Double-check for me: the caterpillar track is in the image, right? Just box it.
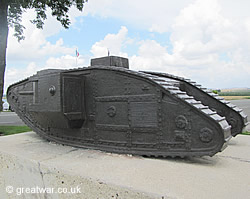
[141,71,248,136]
[8,56,245,157]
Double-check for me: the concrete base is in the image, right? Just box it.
[0,132,250,199]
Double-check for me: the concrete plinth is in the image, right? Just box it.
[0,132,250,199]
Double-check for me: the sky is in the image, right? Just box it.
[4,0,250,93]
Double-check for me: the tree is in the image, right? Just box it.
[0,0,87,111]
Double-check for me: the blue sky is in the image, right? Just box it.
[4,0,250,93]
[46,15,172,57]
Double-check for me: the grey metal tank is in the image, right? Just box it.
[7,56,248,157]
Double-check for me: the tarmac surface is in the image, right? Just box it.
[0,112,25,126]
[0,132,250,199]
[230,99,250,131]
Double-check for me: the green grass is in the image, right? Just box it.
[242,131,250,135]
[0,126,31,136]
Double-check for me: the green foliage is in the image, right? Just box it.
[218,91,250,96]
[212,90,218,94]
[6,0,88,41]
[0,126,31,136]
[8,3,26,41]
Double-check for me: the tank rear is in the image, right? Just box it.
[143,71,248,137]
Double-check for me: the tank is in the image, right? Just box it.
[7,56,248,157]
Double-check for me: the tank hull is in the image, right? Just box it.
[7,64,233,157]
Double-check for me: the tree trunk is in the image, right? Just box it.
[0,1,8,111]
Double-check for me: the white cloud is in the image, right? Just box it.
[84,0,194,32]
[84,0,250,35]
[91,26,129,57]
[44,55,85,69]
[4,0,250,94]
[167,0,250,87]
[171,0,237,56]
[7,10,75,62]
[87,0,250,89]
[5,8,85,93]
[4,55,85,93]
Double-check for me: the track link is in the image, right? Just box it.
[141,71,248,136]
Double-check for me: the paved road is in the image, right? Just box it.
[229,99,250,131]
[230,100,250,119]
[0,112,25,126]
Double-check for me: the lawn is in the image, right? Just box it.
[0,126,31,136]
[242,131,250,136]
